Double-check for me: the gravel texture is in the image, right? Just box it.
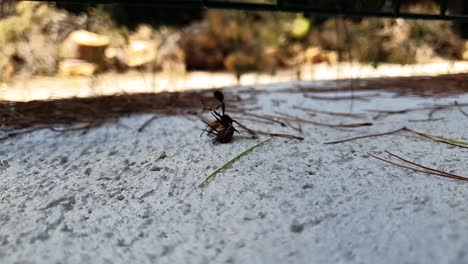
[1,82,467,264]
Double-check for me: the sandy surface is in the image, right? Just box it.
[0,81,467,264]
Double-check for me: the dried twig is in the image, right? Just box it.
[384,151,458,177]
[0,126,49,142]
[325,127,468,148]
[427,106,444,119]
[231,110,288,127]
[49,123,100,135]
[138,115,160,132]
[370,109,411,120]
[230,115,276,125]
[244,128,304,140]
[324,127,405,144]
[408,117,444,123]
[304,94,372,102]
[293,105,366,118]
[455,101,468,118]
[281,119,303,133]
[405,128,468,149]
[274,112,372,128]
[369,151,468,182]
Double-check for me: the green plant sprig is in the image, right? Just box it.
[198,138,272,188]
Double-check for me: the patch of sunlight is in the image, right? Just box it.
[2,61,468,102]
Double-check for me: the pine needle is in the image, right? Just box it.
[198,138,272,188]
[405,128,468,149]
[369,151,468,182]
[324,128,405,144]
[325,127,468,149]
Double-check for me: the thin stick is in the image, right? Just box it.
[368,152,468,182]
[274,112,372,128]
[408,118,444,123]
[427,106,444,119]
[138,115,160,132]
[384,151,466,178]
[324,127,405,144]
[293,105,366,118]
[455,101,468,118]
[231,110,287,127]
[304,94,371,102]
[370,109,412,120]
[368,153,455,177]
[341,17,356,113]
[232,120,257,136]
[273,118,302,133]
[245,129,304,140]
[236,110,370,129]
[49,123,102,134]
[231,115,276,125]
[198,138,272,188]
[325,127,468,148]
[405,128,468,149]
[0,126,49,142]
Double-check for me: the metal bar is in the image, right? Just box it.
[45,0,204,6]
[277,0,283,10]
[22,0,468,21]
[440,0,448,17]
[203,1,468,21]
[393,0,401,15]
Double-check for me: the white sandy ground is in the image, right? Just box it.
[0,81,467,264]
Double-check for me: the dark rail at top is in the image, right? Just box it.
[26,0,468,21]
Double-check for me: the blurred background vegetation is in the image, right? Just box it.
[1,0,468,82]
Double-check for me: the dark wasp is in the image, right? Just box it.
[201,91,255,144]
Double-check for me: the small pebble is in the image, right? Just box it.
[290,223,304,233]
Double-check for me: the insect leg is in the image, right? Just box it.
[200,120,220,137]
[202,129,218,136]
[211,111,225,125]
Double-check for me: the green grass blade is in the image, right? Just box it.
[426,135,468,148]
[406,128,468,149]
[441,137,468,146]
[198,138,272,188]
